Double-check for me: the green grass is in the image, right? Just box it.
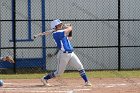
[91,70,140,78]
[0,71,140,79]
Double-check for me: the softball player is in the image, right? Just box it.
[41,19,92,86]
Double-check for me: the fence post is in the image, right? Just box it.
[118,0,121,71]
[41,0,46,70]
[0,2,1,57]
[12,0,16,73]
[28,0,32,40]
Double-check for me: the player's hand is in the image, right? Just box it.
[33,32,43,40]
[63,23,72,29]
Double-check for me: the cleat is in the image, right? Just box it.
[41,78,51,86]
[85,81,92,86]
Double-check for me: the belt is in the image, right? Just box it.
[63,51,73,53]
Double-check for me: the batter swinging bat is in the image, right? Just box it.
[33,23,72,40]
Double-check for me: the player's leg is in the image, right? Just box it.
[68,52,88,82]
[54,52,71,76]
[41,51,70,86]
[68,52,92,86]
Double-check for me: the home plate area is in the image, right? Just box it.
[0,78,140,93]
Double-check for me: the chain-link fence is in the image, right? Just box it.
[0,0,140,74]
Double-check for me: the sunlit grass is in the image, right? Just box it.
[0,70,140,79]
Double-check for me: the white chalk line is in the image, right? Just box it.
[0,87,91,93]
[4,83,86,89]
[0,90,71,93]
[99,82,140,88]
[5,82,40,85]
[3,82,140,89]
[1,83,92,93]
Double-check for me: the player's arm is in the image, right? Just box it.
[64,25,72,40]
[68,31,72,41]
[64,26,72,34]
[33,29,55,39]
[38,30,54,36]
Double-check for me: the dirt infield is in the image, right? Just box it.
[0,78,140,93]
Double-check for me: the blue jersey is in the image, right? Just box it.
[53,30,73,52]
